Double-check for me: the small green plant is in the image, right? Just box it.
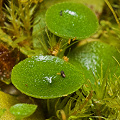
[1,0,120,120]
[44,2,99,58]
[9,103,37,120]
[11,2,99,99]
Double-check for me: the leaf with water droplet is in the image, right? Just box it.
[68,41,120,83]
[11,55,85,99]
[45,2,99,39]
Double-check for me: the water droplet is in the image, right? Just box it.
[64,10,78,17]
[44,76,52,83]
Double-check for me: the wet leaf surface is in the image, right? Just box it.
[45,2,99,39]
[11,55,85,99]
[68,41,120,83]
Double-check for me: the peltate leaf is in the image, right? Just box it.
[11,55,85,99]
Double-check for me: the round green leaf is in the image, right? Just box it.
[45,2,99,39]
[10,104,37,119]
[68,41,120,83]
[11,55,85,99]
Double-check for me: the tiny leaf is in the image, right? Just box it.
[10,104,37,119]
[11,55,85,99]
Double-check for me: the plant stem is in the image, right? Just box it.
[104,0,120,27]
[70,90,93,116]
[0,0,4,26]
[11,0,20,37]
